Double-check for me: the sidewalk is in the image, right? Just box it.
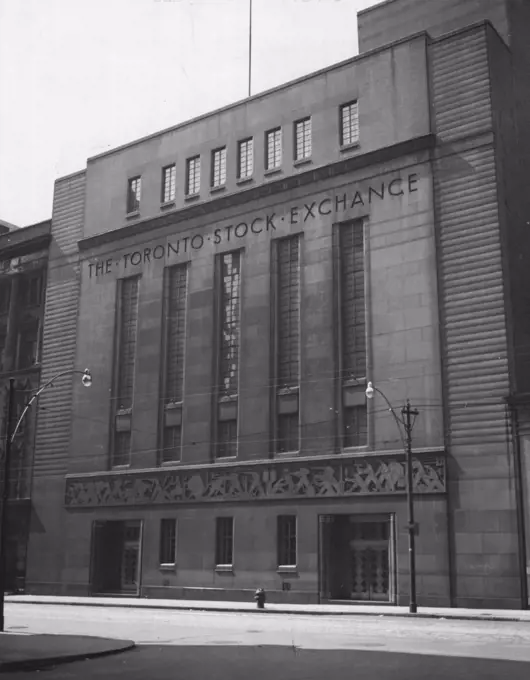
[6,593,530,623]
[0,631,135,673]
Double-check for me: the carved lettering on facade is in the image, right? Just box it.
[64,455,445,508]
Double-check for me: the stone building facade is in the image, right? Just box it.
[0,219,51,590]
[24,0,530,608]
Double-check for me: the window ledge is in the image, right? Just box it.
[342,445,369,455]
[160,459,181,467]
[293,157,312,167]
[264,167,282,177]
[276,450,300,457]
[340,142,360,153]
[126,211,140,220]
[165,401,183,411]
[184,193,200,202]
[278,385,299,396]
[210,185,226,194]
[215,564,234,573]
[343,377,366,388]
[277,565,298,574]
[236,176,253,186]
[219,394,238,403]
[111,464,131,471]
[116,408,132,416]
[215,455,237,462]
[159,563,176,572]
[160,201,176,211]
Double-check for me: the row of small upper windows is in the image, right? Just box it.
[125,101,359,214]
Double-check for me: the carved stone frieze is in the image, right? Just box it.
[64,455,446,508]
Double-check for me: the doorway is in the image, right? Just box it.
[319,514,395,603]
[90,520,142,596]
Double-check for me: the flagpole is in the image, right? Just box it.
[248,0,252,97]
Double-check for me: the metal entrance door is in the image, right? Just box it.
[90,520,142,596]
[350,518,391,601]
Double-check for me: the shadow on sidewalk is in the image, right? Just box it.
[8,644,530,679]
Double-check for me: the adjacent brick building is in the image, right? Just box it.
[24,0,530,608]
[0,219,51,590]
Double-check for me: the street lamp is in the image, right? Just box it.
[365,381,419,614]
[0,368,92,630]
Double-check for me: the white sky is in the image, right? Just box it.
[0,0,376,227]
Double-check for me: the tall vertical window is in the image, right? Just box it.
[126,176,141,214]
[265,127,282,170]
[112,276,140,466]
[340,101,359,147]
[237,138,253,180]
[161,164,176,203]
[211,147,227,188]
[160,265,188,463]
[339,220,367,448]
[275,236,300,454]
[294,117,312,161]
[159,519,177,565]
[277,515,297,567]
[186,156,201,196]
[215,517,234,566]
[215,251,241,458]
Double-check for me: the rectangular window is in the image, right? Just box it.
[237,138,253,180]
[277,515,297,567]
[112,276,140,466]
[160,265,188,463]
[215,251,241,459]
[186,156,201,195]
[161,164,176,203]
[339,220,367,448]
[127,176,141,213]
[211,147,227,188]
[275,235,300,454]
[159,519,177,565]
[265,127,282,170]
[294,117,312,161]
[215,517,234,566]
[340,101,359,147]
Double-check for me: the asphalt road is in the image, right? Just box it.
[5,603,530,679]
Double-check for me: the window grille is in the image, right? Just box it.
[164,266,188,404]
[216,517,234,565]
[294,118,312,160]
[277,515,297,566]
[266,128,282,170]
[162,164,176,203]
[219,252,241,397]
[127,176,141,213]
[159,519,177,565]
[340,221,366,380]
[238,138,253,179]
[217,419,238,458]
[340,101,359,147]
[277,236,300,387]
[186,156,201,195]
[162,425,182,463]
[211,147,227,188]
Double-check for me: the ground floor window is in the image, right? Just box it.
[277,515,297,567]
[159,518,177,566]
[215,517,234,566]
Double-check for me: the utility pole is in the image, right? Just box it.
[402,399,419,614]
[0,378,16,631]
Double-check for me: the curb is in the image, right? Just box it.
[0,640,135,673]
[6,598,530,624]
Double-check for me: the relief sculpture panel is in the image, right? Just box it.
[65,455,446,508]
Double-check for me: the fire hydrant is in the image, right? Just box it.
[254,587,266,609]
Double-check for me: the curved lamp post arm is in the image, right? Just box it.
[365,381,406,446]
[10,368,92,442]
